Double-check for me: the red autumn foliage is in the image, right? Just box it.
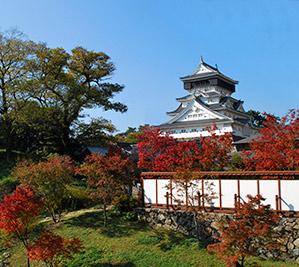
[137,126,233,171]
[0,185,43,239]
[243,110,299,171]
[0,185,44,267]
[28,231,83,266]
[137,126,177,171]
[76,150,134,226]
[13,155,75,222]
[155,141,202,171]
[198,127,233,171]
[207,195,279,267]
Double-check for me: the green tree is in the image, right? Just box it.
[74,118,116,147]
[0,30,36,160]
[11,101,64,157]
[0,30,127,157]
[26,45,127,154]
[116,125,148,144]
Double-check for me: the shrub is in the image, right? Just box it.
[123,211,138,222]
[28,231,83,267]
[208,195,280,267]
[66,247,102,267]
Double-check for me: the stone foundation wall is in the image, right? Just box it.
[136,208,299,262]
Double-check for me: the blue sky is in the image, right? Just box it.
[1,0,299,132]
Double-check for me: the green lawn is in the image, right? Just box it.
[9,208,299,267]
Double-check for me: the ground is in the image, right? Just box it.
[7,208,299,267]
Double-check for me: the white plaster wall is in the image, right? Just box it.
[239,180,259,201]
[157,179,169,205]
[169,125,233,139]
[221,179,238,208]
[259,180,278,208]
[143,179,299,211]
[281,180,299,211]
[143,179,156,205]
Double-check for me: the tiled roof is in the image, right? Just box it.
[166,104,184,115]
[180,72,238,85]
[176,94,194,101]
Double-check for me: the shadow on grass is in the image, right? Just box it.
[94,263,135,267]
[64,210,149,238]
[74,263,135,267]
[66,247,136,267]
[137,228,205,252]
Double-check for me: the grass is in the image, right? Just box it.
[8,208,299,267]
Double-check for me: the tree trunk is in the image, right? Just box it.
[51,212,58,223]
[236,256,245,267]
[61,125,71,154]
[46,204,59,223]
[2,110,13,162]
[103,203,107,227]
[27,256,30,267]
[0,84,12,161]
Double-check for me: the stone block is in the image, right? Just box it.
[294,238,299,248]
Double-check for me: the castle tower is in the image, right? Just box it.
[159,58,257,141]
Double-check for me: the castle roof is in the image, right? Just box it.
[167,94,245,115]
[180,57,238,85]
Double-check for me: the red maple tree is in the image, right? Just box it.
[28,231,83,267]
[207,195,280,267]
[0,186,44,267]
[137,126,177,171]
[243,109,299,171]
[199,126,233,171]
[13,155,75,222]
[77,150,134,226]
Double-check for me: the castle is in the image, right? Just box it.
[159,58,258,142]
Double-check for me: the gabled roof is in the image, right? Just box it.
[180,57,238,85]
[167,93,248,120]
[165,97,231,125]
[193,57,219,74]
[166,103,184,116]
[176,94,195,102]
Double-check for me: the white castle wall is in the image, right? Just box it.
[143,178,299,211]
